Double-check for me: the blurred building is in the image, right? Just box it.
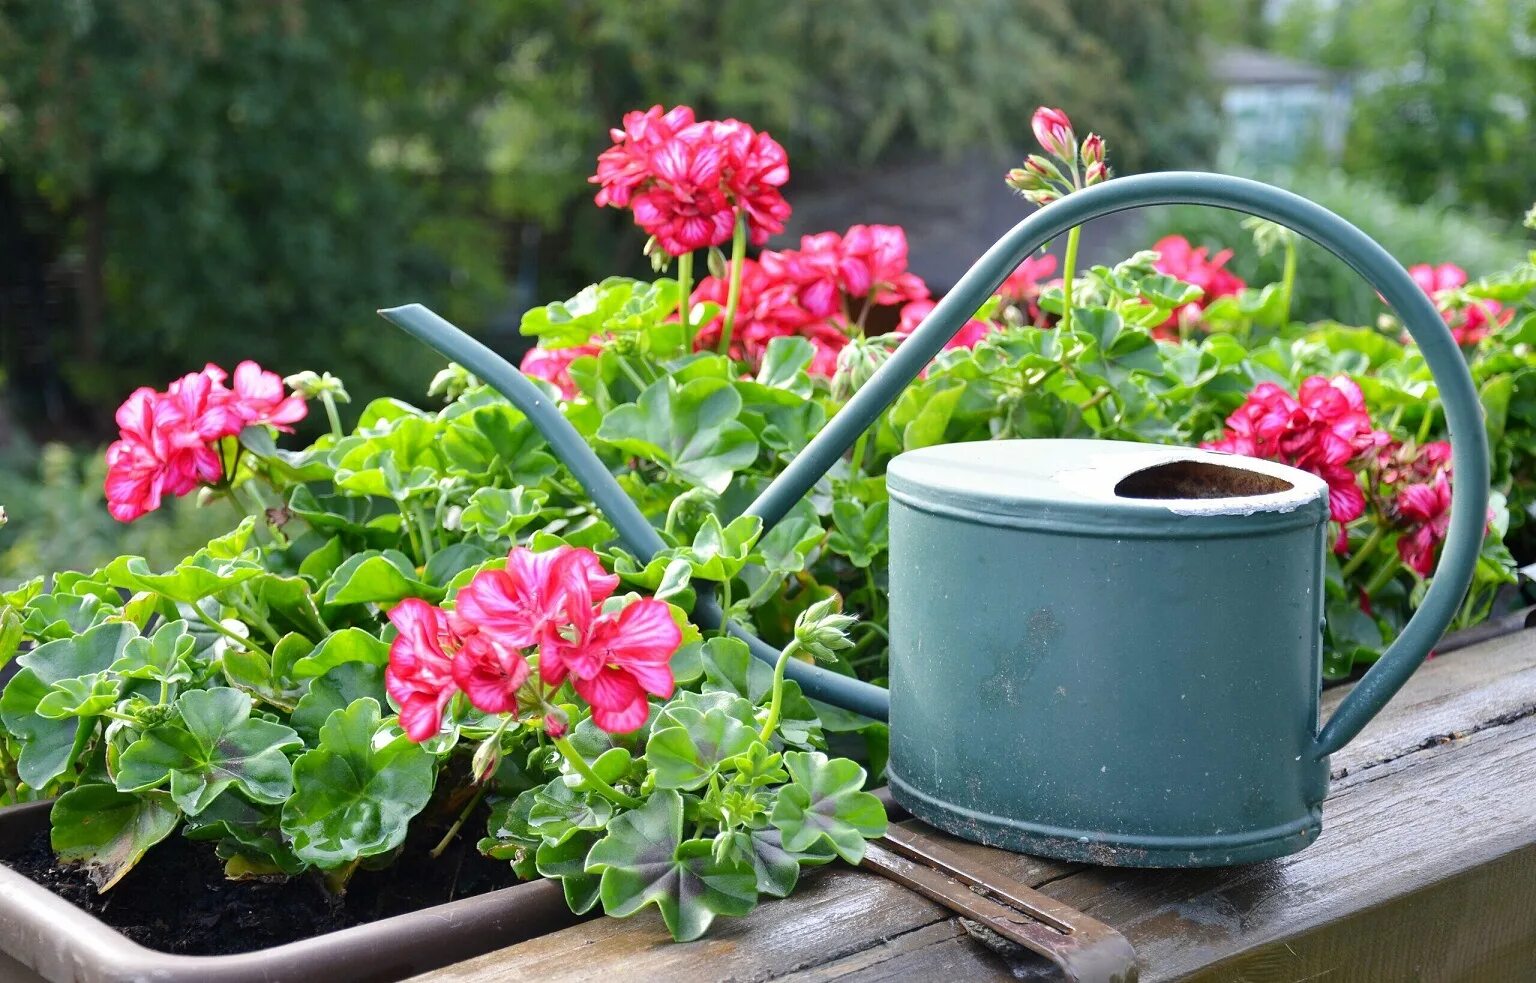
[1212,45,1351,168]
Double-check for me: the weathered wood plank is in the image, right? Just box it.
[412,630,1536,983]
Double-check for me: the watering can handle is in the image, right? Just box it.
[743,171,1488,757]
[380,171,1488,757]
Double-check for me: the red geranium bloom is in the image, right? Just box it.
[386,599,460,741]
[455,547,618,678]
[450,629,531,716]
[591,105,696,209]
[1395,477,1452,576]
[1152,235,1246,338]
[838,224,930,307]
[548,592,681,734]
[690,258,811,362]
[215,361,308,431]
[630,129,736,256]
[1204,375,1384,523]
[703,119,792,245]
[1407,262,1512,346]
[520,344,600,399]
[896,299,998,351]
[998,254,1058,324]
[103,389,204,522]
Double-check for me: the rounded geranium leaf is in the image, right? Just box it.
[290,662,387,744]
[324,550,444,606]
[280,698,436,868]
[584,790,758,941]
[597,377,758,493]
[744,825,836,898]
[109,619,196,685]
[644,706,757,791]
[770,751,887,865]
[116,687,301,815]
[535,829,603,914]
[35,672,120,720]
[50,784,180,892]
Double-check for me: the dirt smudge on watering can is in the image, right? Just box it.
[978,606,1061,712]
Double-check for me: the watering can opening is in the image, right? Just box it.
[1113,458,1293,501]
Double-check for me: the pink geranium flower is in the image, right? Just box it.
[838,224,930,307]
[548,593,681,734]
[1395,477,1452,576]
[455,547,618,680]
[520,344,601,399]
[1152,235,1246,338]
[631,130,737,256]
[690,258,811,363]
[1407,262,1512,346]
[591,105,696,209]
[386,599,460,741]
[1203,375,1384,523]
[450,629,531,716]
[896,299,998,351]
[998,254,1058,324]
[216,361,308,431]
[705,119,792,246]
[1031,107,1076,160]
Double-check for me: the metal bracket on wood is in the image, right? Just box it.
[861,823,1139,983]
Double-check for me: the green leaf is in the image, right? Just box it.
[584,790,758,941]
[825,500,889,569]
[754,336,816,395]
[291,627,390,677]
[771,751,887,864]
[598,377,759,492]
[21,593,115,640]
[116,688,302,815]
[645,704,758,790]
[535,829,603,914]
[290,662,388,743]
[51,784,180,891]
[36,673,120,720]
[325,550,442,605]
[280,699,436,867]
[104,538,264,604]
[521,277,677,348]
[1,623,137,788]
[110,619,196,686]
[677,514,762,581]
[458,486,549,540]
[698,639,821,749]
[745,825,835,898]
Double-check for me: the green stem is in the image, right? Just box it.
[718,212,748,358]
[232,597,283,646]
[1060,225,1082,335]
[758,639,803,742]
[1340,524,1385,580]
[102,709,140,724]
[194,609,274,663]
[412,503,437,561]
[850,432,869,480]
[320,392,345,440]
[1416,405,1437,445]
[553,736,642,808]
[430,784,488,859]
[676,252,694,337]
[1364,552,1404,596]
[1280,237,1298,326]
[716,578,733,637]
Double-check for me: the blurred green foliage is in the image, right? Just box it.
[0,0,1214,438]
[1272,0,1535,218]
[0,443,229,589]
[1131,167,1530,326]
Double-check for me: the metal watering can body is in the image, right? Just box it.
[885,439,1335,864]
[380,172,1490,868]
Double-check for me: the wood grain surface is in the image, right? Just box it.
[412,629,1536,983]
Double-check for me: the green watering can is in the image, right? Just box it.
[381,172,1488,867]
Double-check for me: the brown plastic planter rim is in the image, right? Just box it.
[0,799,578,983]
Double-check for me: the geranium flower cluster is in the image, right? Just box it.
[1152,235,1247,338]
[520,343,601,400]
[1203,375,1386,525]
[1374,439,1455,576]
[590,105,791,257]
[692,224,933,374]
[386,546,681,742]
[1408,262,1512,346]
[104,362,307,522]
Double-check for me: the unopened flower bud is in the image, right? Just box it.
[542,706,569,738]
[1005,167,1044,193]
[1031,106,1076,160]
[1084,161,1109,186]
[1080,133,1105,168]
[426,363,478,403]
[831,335,899,402]
[1024,154,1065,185]
[472,734,502,783]
[284,370,351,404]
[1023,189,1059,207]
[793,596,858,663]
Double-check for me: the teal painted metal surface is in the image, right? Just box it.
[380,170,1488,866]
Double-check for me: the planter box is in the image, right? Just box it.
[0,801,575,983]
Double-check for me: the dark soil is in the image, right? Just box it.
[2,809,522,957]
